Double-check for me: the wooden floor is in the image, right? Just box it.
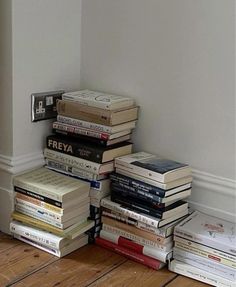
[0,232,210,287]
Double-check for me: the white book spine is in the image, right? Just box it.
[57,115,113,133]
[169,259,236,287]
[44,148,102,174]
[10,221,62,249]
[100,229,171,262]
[173,247,236,281]
[101,198,161,228]
[102,223,173,252]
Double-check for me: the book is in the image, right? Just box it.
[62,90,135,110]
[111,191,189,219]
[174,211,236,255]
[101,196,189,228]
[13,167,90,203]
[115,152,191,183]
[169,259,236,287]
[13,233,89,258]
[57,115,137,133]
[96,237,166,270]
[110,180,191,206]
[173,247,236,282]
[100,230,172,262]
[45,158,108,180]
[116,168,193,190]
[11,211,94,239]
[53,128,132,147]
[57,100,139,126]
[44,148,114,174]
[46,134,132,163]
[110,172,192,199]
[52,121,132,140]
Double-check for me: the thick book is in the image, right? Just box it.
[13,233,89,258]
[111,191,188,219]
[46,134,132,163]
[13,167,90,203]
[101,196,189,228]
[100,230,172,263]
[110,181,191,206]
[44,148,114,174]
[115,152,191,183]
[173,247,236,282]
[169,259,236,287]
[96,237,166,270]
[53,128,132,147]
[116,168,193,190]
[110,172,192,199]
[174,210,236,255]
[62,90,135,110]
[57,100,139,126]
[57,115,137,134]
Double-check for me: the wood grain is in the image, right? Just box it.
[0,233,21,253]
[165,275,211,287]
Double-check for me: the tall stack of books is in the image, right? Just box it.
[10,167,95,257]
[96,152,192,270]
[44,90,138,241]
[169,211,236,287]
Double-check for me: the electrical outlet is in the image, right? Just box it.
[31,90,64,122]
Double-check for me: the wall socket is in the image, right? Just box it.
[31,90,64,122]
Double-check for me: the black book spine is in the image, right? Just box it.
[14,186,62,208]
[46,135,104,163]
[110,173,166,197]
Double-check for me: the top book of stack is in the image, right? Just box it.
[62,90,135,110]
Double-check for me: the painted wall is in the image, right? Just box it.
[80,0,236,219]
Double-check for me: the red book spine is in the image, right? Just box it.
[95,237,164,270]
[118,236,144,254]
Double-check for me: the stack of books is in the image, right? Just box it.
[10,167,95,257]
[169,211,236,287]
[96,152,192,270]
[44,89,138,240]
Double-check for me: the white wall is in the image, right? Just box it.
[81,0,236,220]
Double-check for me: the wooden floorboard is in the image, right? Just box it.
[0,233,215,287]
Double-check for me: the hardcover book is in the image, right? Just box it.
[46,134,132,163]
[62,90,135,110]
[174,211,236,255]
[13,167,90,203]
[115,152,191,183]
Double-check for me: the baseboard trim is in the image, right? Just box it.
[0,152,45,174]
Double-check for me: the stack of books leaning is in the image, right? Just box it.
[10,167,95,257]
[169,211,236,287]
[44,89,138,241]
[96,151,192,270]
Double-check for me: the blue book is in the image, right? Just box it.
[115,152,191,183]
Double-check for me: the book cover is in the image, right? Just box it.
[62,90,135,110]
[13,167,90,203]
[174,211,236,255]
[46,134,132,163]
[115,152,191,183]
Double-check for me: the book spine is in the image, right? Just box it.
[52,122,110,140]
[100,230,171,262]
[173,247,236,282]
[10,222,61,249]
[174,241,236,269]
[110,173,165,198]
[96,237,165,270]
[14,186,62,208]
[15,192,63,214]
[44,148,102,174]
[57,115,112,133]
[101,198,161,228]
[102,223,173,251]
[175,227,236,256]
[101,215,172,245]
[169,260,236,287]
